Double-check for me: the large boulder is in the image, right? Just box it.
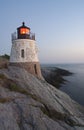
[0,66,84,130]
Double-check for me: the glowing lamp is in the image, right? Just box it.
[20,28,29,34]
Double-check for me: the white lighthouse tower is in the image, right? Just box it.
[10,22,42,79]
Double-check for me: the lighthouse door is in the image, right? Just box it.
[34,64,37,74]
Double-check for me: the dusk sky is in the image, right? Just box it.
[0,0,84,63]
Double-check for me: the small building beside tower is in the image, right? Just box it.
[10,22,42,79]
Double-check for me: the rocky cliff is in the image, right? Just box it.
[0,66,84,130]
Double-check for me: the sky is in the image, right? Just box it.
[0,0,84,64]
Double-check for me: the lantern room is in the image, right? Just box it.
[12,22,35,41]
[17,22,30,39]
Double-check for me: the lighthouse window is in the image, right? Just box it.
[21,49,24,58]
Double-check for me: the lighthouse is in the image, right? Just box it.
[10,22,42,79]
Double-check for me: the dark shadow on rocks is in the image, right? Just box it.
[41,67,73,88]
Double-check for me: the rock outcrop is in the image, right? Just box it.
[0,66,84,130]
[41,67,73,88]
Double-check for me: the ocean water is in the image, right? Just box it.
[41,64,84,106]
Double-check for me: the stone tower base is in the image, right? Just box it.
[9,62,43,80]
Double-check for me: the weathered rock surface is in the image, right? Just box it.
[0,66,84,130]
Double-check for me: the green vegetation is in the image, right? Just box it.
[8,83,28,95]
[0,54,10,60]
[0,54,9,69]
[0,74,7,79]
[0,73,28,95]
[0,98,11,103]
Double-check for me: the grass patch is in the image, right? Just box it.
[8,82,28,95]
[0,54,10,60]
[0,98,11,103]
[0,74,7,79]
[0,74,28,95]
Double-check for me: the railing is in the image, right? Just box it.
[11,32,35,41]
[11,32,17,41]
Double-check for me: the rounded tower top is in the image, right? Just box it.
[17,22,30,31]
[17,22,31,39]
[12,22,35,40]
